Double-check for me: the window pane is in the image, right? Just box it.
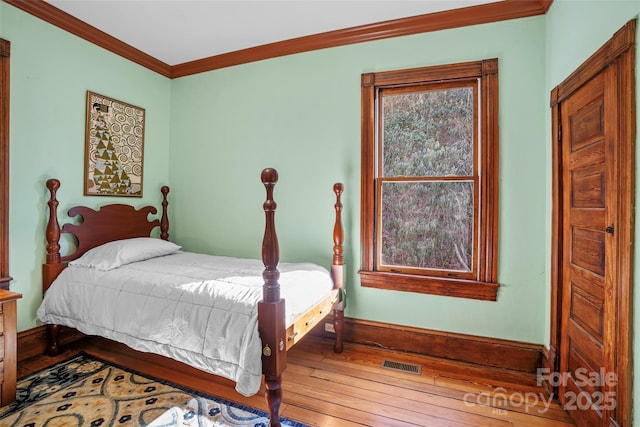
[380,181,473,272]
[382,87,473,177]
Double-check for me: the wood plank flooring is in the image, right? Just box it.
[17,335,575,426]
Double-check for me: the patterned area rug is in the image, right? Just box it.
[0,353,308,427]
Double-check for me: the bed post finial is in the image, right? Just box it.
[261,168,280,303]
[45,179,61,264]
[160,186,170,240]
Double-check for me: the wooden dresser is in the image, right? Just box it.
[0,290,21,407]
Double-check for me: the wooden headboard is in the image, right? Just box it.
[42,179,169,289]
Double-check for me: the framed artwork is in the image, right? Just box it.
[84,91,145,197]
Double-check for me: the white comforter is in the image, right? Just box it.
[36,251,334,396]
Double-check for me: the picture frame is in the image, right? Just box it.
[84,91,145,197]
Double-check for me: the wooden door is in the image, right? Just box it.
[550,20,635,427]
[560,67,614,427]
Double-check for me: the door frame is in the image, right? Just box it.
[549,19,635,426]
[0,39,10,290]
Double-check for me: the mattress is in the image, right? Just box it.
[37,251,334,396]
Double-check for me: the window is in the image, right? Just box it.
[359,59,499,301]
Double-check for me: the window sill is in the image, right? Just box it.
[358,270,499,301]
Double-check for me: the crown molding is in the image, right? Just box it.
[3,0,172,77]
[4,0,550,79]
[538,0,554,13]
[172,0,548,78]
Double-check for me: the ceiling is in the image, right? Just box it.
[42,0,500,66]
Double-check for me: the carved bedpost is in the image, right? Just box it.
[43,179,64,356]
[332,183,345,353]
[261,168,280,303]
[332,183,344,267]
[160,186,170,240]
[258,168,285,427]
[45,179,61,266]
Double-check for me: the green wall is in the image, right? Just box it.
[545,0,640,424]
[0,4,172,330]
[170,17,548,344]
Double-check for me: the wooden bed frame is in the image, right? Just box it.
[41,167,345,427]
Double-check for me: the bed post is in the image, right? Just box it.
[332,183,345,353]
[43,179,64,356]
[258,168,286,427]
[160,186,170,240]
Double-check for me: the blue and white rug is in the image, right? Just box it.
[0,353,308,427]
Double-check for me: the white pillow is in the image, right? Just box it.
[69,237,182,271]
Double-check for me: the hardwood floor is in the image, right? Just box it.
[17,335,575,426]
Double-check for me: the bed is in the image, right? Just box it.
[38,168,345,427]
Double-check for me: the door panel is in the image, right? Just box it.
[560,71,610,426]
[569,100,604,151]
[570,168,604,208]
[570,228,605,276]
[570,285,604,340]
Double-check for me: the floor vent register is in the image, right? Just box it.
[380,359,422,375]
